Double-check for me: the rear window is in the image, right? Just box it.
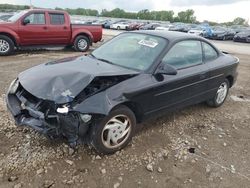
[49,13,65,25]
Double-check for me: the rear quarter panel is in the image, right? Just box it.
[207,53,239,90]
[71,24,102,43]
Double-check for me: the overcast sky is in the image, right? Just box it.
[2,0,250,23]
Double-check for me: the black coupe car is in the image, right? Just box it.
[211,26,236,40]
[233,30,250,43]
[6,31,239,154]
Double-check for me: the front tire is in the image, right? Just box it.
[74,35,90,52]
[90,106,136,154]
[206,79,229,107]
[0,35,14,56]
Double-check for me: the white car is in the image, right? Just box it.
[110,22,130,30]
[155,24,173,31]
[188,28,205,36]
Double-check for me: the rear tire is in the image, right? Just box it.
[117,26,120,30]
[90,105,136,154]
[206,79,230,107]
[0,35,14,56]
[74,35,90,52]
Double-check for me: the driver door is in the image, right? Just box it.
[148,40,210,114]
[18,12,50,45]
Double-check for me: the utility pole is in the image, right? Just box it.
[29,0,33,9]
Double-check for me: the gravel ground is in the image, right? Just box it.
[0,35,250,188]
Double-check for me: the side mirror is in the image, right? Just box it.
[23,19,30,25]
[156,63,177,75]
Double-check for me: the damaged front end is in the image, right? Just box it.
[6,79,93,146]
[6,75,135,146]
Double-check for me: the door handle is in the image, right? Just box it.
[63,26,67,29]
[43,26,47,30]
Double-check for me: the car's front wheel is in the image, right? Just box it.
[90,105,136,154]
[207,79,229,107]
[0,35,14,56]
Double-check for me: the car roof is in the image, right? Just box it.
[132,30,203,42]
[24,9,66,14]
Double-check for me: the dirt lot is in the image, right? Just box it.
[0,36,250,188]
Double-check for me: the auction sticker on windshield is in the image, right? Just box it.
[138,39,158,48]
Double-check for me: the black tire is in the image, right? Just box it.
[74,35,90,52]
[0,35,15,56]
[90,105,136,154]
[206,79,230,108]
[117,26,120,30]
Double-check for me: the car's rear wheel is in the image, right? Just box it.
[0,35,14,56]
[117,26,120,30]
[206,79,229,107]
[74,35,90,52]
[90,105,136,154]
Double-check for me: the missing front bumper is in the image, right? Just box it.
[6,91,90,146]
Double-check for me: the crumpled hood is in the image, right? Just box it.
[18,55,138,104]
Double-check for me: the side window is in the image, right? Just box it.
[162,40,202,69]
[203,42,218,61]
[49,14,65,25]
[24,13,45,24]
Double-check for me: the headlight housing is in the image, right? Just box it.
[8,78,19,94]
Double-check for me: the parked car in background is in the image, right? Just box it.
[127,22,143,31]
[0,9,102,55]
[182,24,197,33]
[155,24,174,31]
[110,22,130,30]
[188,26,205,36]
[233,30,250,43]
[188,26,212,38]
[0,14,14,22]
[103,20,115,29]
[169,23,186,32]
[210,27,236,40]
[230,25,248,33]
[6,31,239,154]
[139,23,161,30]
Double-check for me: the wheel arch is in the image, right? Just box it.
[72,32,93,46]
[226,75,234,88]
[0,32,17,46]
[113,101,144,123]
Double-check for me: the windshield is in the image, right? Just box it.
[7,10,29,22]
[91,33,167,71]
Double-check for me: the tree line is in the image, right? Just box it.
[0,3,248,26]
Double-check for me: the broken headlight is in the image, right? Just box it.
[57,106,69,114]
[8,78,19,94]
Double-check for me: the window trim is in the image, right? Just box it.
[49,13,65,25]
[23,12,46,25]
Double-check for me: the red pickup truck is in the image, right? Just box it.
[0,9,102,55]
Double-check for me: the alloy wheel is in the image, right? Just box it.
[0,39,10,53]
